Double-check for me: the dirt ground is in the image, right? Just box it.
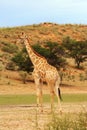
[0,103,87,130]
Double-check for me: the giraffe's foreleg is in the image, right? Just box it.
[36,86,43,106]
[35,78,43,112]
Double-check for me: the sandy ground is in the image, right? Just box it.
[0,80,87,95]
[0,70,87,95]
[0,103,87,130]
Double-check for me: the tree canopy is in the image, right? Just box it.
[62,37,87,68]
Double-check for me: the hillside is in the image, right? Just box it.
[0,23,87,71]
[0,23,87,45]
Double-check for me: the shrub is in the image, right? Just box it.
[2,42,18,54]
[6,61,16,71]
[12,48,33,72]
[79,73,85,81]
[84,70,87,80]
[19,71,28,84]
[45,112,87,130]
[0,66,3,71]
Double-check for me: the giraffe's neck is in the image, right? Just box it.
[24,38,47,66]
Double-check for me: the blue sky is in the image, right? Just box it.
[0,0,87,27]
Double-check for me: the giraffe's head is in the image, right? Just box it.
[19,32,31,44]
[20,32,28,39]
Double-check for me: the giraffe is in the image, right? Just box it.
[19,32,62,112]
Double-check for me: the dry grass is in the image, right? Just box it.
[0,23,87,45]
[0,103,87,130]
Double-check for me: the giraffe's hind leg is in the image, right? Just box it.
[48,82,55,111]
[54,80,62,112]
[50,89,55,111]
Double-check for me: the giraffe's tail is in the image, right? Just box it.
[58,88,62,101]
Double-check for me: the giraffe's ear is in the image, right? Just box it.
[25,35,28,38]
[21,32,25,36]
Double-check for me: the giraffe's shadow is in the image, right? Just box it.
[17,104,37,108]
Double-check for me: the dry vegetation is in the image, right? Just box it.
[0,23,87,74]
[0,23,87,44]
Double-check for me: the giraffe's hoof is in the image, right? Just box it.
[37,104,39,107]
[41,109,43,113]
[59,108,62,114]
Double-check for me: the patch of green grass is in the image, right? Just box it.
[0,93,87,105]
[44,93,87,103]
[0,94,36,105]
[62,93,87,103]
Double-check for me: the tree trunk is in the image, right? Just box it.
[77,61,80,68]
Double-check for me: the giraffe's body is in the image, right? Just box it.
[20,32,62,112]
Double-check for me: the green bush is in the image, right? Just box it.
[12,47,33,72]
[79,73,85,81]
[84,70,87,80]
[19,71,28,84]
[6,61,16,71]
[0,65,3,71]
[2,42,18,54]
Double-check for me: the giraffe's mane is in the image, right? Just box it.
[27,38,46,60]
[33,49,46,60]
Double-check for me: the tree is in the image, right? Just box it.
[62,37,87,68]
[12,47,33,72]
[33,42,67,69]
[32,44,50,58]
[45,42,66,68]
